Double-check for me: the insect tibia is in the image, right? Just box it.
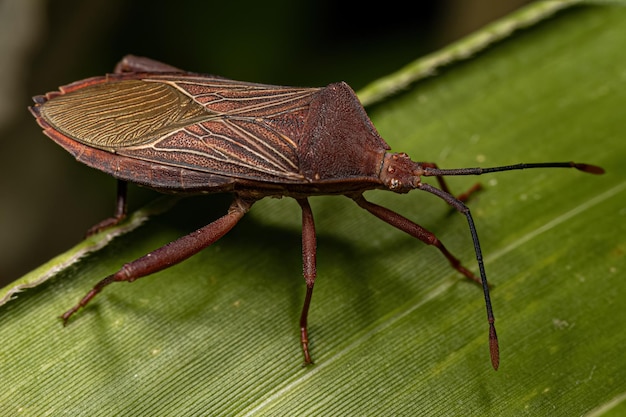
[379,152,424,193]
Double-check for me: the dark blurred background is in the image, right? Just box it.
[0,0,531,285]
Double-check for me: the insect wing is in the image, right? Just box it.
[35,74,320,184]
[118,76,319,183]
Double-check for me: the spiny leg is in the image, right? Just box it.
[86,180,128,236]
[296,198,317,365]
[351,194,481,285]
[62,196,254,324]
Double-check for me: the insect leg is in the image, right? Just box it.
[114,55,184,74]
[420,162,481,202]
[86,180,128,236]
[296,198,317,365]
[351,194,481,285]
[61,196,254,324]
[354,191,499,370]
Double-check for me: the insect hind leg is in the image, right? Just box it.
[114,55,184,73]
[61,196,254,324]
[86,180,128,236]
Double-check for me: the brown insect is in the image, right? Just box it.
[29,55,604,370]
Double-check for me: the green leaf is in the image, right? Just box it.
[2,2,625,415]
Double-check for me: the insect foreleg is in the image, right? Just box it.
[61,196,254,324]
[350,194,481,285]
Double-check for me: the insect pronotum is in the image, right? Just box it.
[30,55,604,370]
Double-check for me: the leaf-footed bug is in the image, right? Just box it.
[30,55,604,369]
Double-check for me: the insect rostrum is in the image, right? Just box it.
[29,55,604,370]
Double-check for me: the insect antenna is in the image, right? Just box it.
[417,183,499,370]
[417,160,604,370]
[422,161,605,177]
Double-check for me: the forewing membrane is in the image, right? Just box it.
[40,74,320,183]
